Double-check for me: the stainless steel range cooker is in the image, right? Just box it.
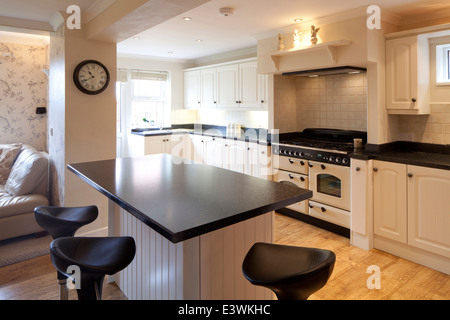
[272,128,367,237]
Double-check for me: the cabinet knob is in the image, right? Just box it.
[373,167,378,172]
[261,151,265,155]
[356,167,361,171]
[407,172,413,178]
[261,100,264,103]
[320,164,326,170]
[411,98,416,103]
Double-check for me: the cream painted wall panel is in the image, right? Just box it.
[115,205,273,300]
[62,28,117,236]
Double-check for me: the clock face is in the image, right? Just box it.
[73,60,110,95]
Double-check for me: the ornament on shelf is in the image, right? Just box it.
[278,33,285,51]
[293,29,301,49]
[310,25,320,45]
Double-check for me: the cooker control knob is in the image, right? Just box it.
[336,157,341,164]
[329,156,335,163]
[294,151,300,157]
[279,149,284,154]
[342,158,349,165]
[299,152,304,157]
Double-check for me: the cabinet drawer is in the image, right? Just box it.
[309,200,350,228]
[278,156,308,174]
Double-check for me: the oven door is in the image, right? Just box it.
[308,161,350,211]
[274,170,309,214]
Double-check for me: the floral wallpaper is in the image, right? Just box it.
[0,42,48,151]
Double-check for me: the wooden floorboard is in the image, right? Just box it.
[0,213,448,300]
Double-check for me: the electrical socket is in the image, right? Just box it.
[397,132,414,141]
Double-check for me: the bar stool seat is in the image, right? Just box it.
[50,236,136,300]
[242,242,336,300]
[34,205,98,239]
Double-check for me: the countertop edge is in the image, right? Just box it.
[67,162,311,243]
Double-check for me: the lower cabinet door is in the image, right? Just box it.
[407,165,450,258]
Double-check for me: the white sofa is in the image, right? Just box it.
[0,144,49,241]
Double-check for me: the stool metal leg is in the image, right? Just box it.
[58,279,68,300]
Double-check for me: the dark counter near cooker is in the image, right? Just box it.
[351,141,450,171]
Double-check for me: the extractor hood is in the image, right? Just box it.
[282,66,366,77]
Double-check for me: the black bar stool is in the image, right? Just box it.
[34,205,98,299]
[242,242,336,300]
[50,236,136,300]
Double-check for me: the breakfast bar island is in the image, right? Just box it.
[68,154,312,300]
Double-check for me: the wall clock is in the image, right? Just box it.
[73,60,110,95]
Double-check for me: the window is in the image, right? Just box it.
[117,69,170,129]
[436,43,450,85]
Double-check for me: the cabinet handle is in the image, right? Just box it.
[373,167,378,172]
[356,167,361,171]
[300,176,305,182]
[289,159,294,164]
[288,174,294,179]
[261,151,265,155]
[407,172,413,178]
[411,98,416,103]
[309,203,326,212]
[321,164,326,170]
[247,147,250,150]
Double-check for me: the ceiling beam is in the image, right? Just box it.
[84,0,210,43]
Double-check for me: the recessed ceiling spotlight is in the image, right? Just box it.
[196,39,203,43]
[294,18,302,22]
[219,7,234,16]
[133,36,140,40]
[183,17,192,21]
[168,51,174,54]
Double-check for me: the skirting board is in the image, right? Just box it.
[374,235,450,275]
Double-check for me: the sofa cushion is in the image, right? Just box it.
[0,143,22,185]
[0,190,49,219]
[5,145,48,196]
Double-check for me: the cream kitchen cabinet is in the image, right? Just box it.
[200,68,218,108]
[373,160,408,243]
[385,35,430,114]
[143,134,188,158]
[373,160,450,259]
[184,59,268,110]
[223,140,246,173]
[190,135,225,168]
[216,64,239,108]
[407,165,450,258]
[184,70,201,109]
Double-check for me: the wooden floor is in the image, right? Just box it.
[0,213,448,300]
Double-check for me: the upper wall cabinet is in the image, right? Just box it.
[385,35,430,115]
[184,59,268,110]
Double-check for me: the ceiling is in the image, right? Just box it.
[1,0,450,61]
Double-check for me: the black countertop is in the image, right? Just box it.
[351,141,450,170]
[68,154,312,243]
[131,124,271,145]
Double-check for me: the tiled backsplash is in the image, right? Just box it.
[274,72,368,133]
[390,104,450,144]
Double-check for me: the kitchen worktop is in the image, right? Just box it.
[131,124,271,145]
[68,154,311,243]
[351,141,450,170]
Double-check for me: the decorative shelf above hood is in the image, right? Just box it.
[270,40,352,71]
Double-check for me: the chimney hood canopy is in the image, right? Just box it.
[282,66,366,77]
